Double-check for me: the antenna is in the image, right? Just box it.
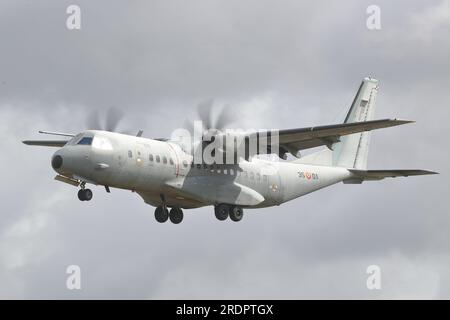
[38,131,76,138]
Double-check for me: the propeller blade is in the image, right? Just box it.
[197,99,214,130]
[183,118,195,135]
[105,107,124,132]
[214,104,235,130]
[87,109,102,130]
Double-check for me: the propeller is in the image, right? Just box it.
[86,107,128,133]
[182,100,242,162]
[183,99,236,137]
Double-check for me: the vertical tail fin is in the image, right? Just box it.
[333,77,379,169]
[293,77,379,168]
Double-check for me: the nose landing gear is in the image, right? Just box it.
[78,189,93,201]
[77,182,93,201]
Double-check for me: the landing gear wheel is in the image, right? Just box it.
[83,189,93,201]
[169,207,183,224]
[78,189,93,201]
[155,206,169,223]
[215,204,230,221]
[78,189,85,201]
[230,206,244,222]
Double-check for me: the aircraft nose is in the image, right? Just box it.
[51,154,63,170]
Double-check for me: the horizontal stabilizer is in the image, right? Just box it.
[345,169,438,183]
[22,140,69,147]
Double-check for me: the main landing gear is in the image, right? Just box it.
[215,204,244,222]
[155,206,184,224]
[156,194,184,224]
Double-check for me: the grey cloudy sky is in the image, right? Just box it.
[0,0,448,299]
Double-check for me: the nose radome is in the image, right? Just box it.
[52,155,63,170]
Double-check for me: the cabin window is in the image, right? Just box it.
[223,169,228,175]
[156,155,161,163]
[196,164,201,170]
[128,150,133,158]
[170,158,174,165]
[149,154,154,162]
[230,169,234,176]
[182,161,188,168]
[163,156,168,164]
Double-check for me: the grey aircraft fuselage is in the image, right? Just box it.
[53,130,351,210]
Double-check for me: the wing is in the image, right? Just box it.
[23,130,75,147]
[252,118,412,157]
[22,140,69,147]
[345,169,438,183]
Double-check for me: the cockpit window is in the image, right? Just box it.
[68,133,83,145]
[78,137,93,145]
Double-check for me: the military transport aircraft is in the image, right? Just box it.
[23,78,437,224]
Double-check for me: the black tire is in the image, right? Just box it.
[215,204,229,221]
[155,206,169,223]
[230,206,244,222]
[169,208,183,224]
[84,189,93,201]
[78,189,86,201]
